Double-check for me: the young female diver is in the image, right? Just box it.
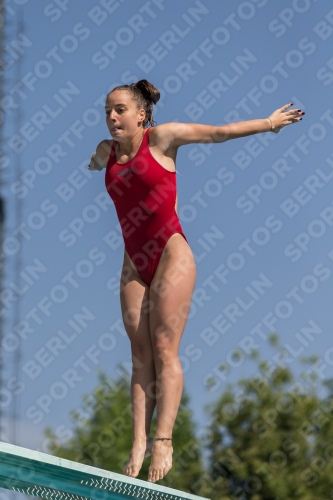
[89,79,304,483]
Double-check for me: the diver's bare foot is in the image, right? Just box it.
[123,441,147,478]
[148,440,173,482]
[123,437,153,476]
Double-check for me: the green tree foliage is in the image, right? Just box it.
[198,338,333,500]
[44,368,205,494]
[44,338,333,500]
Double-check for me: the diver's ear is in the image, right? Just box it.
[137,107,146,126]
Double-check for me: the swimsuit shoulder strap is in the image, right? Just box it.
[106,140,117,170]
[131,128,150,158]
[144,127,150,142]
[111,140,117,156]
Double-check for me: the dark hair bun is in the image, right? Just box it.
[133,80,160,105]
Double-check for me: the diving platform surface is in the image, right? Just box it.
[0,441,210,500]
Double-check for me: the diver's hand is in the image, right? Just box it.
[88,152,105,171]
[268,103,305,133]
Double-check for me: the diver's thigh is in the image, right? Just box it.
[120,250,152,343]
[149,234,196,349]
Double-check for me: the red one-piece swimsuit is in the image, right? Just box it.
[105,127,188,286]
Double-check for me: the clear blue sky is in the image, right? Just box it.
[2,0,333,453]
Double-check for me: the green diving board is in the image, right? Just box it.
[0,441,210,500]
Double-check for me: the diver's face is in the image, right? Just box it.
[105,90,145,141]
